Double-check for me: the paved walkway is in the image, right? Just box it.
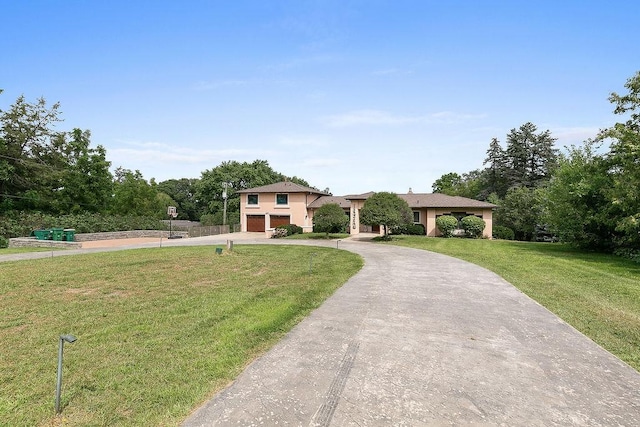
[4,234,640,425]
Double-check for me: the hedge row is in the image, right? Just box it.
[0,212,167,239]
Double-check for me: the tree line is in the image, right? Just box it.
[432,71,640,257]
[0,90,310,229]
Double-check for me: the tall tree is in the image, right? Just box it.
[54,129,113,213]
[542,142,614,249]
[432,172,463,195]
[483,137,508,198]
[596,71,640,250]
[111,168,170,218]
[504,122,558,189]
[498,186,543,241]
[0,96,63,212]
[157,178,202,221]
[432,170,487,199]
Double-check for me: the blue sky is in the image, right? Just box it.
[2,1,638,195]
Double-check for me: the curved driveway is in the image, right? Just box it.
[4,235,640,425]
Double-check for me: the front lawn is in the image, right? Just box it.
[0,245,363,426]
[387,236,640,371]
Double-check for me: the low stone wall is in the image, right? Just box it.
[9,237,82,249]
[8,230,189,248]
[74,230,188,242]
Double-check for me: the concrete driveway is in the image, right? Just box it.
[3,234,640,425]
[182,238,640,426]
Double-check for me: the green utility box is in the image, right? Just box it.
[63,229,76,242]
[32,229,51,240]
[51,228,64,241]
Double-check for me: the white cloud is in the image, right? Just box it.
[322,109,487,128]
[322,110,422,127]
[552,126,602,145]
[109,140,277,171]
[277,134,328,147]
[430,111,488,123]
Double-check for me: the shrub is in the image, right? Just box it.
[493,225,515,240]
[391,223,426,236]
[461,215,486,238]
[0,236,8,248]
[313,203,349,235]
[271,228,288,238]
[436,215,458,238]
[275,224,303,236]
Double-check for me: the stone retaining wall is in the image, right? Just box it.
[74,230,188,242]
[8,230,189,248]
[9,238,82,249]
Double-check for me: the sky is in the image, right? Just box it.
[2,1,638,196]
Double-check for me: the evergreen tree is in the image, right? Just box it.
[483,137,508,197]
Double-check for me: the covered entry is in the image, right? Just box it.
[247,215,265,232]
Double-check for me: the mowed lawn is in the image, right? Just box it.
[388,236,640,372]
[0,245,363,426]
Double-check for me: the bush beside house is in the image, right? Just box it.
[435,215,458,238]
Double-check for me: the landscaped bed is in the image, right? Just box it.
[0,245,363,426]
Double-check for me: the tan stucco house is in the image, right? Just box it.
[238,182,496,238]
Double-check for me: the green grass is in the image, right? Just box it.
[284,232,349,240]
[0,245,363,426]
[0,247,65,255]
[387,236,640,371]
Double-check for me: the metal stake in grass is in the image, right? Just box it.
[55,334,77,414]
[309,253,317,275]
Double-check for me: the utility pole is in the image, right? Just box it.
[222,182,228,226]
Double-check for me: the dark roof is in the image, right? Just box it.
[237,181,329,195]
[344,191,496,209]
[342,191,376,200]
[399,193,496,209]
[307,196,351,209]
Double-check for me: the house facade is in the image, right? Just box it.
[238,182,496,238]
[237,182,329,233]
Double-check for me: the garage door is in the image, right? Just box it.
[270,215,290,228]
[247,215,265,232]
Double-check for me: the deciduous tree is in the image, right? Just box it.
[313,203,348,235]
[360,192,412,237]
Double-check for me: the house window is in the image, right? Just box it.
[413,211,420,223]
[247,194,258,205]
[276,194,288,205]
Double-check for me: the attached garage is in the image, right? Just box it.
[270,215,290,228]
[246,215,265,232]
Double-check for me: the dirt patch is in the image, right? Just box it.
[81,237,163,249]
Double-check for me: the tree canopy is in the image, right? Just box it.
[359,192,412,236]
[0,96,113,214]
[313,203,348,235]
[543,71,640,253]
